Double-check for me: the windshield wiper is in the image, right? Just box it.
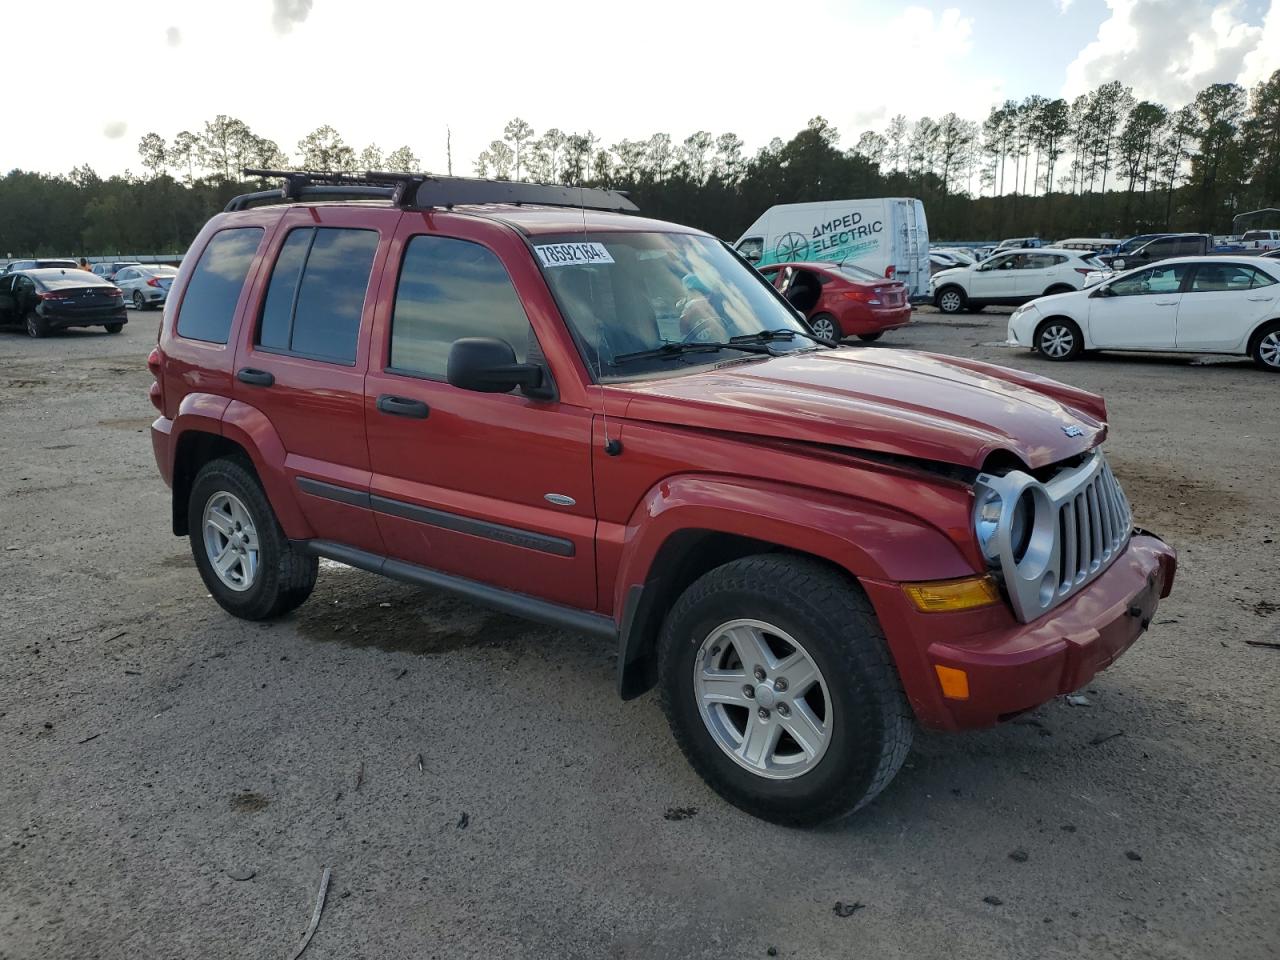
[611,340,777,366]
[732,327,837,348]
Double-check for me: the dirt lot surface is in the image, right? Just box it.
[1,305,1277,960]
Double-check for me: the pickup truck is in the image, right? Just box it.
[147,170,1177,826]
[1237,229,1280,252]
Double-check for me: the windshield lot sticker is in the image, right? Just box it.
[535,242,615,267]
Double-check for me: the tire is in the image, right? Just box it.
[104,323,123,334]
[857,331,883,342]
[1035,317,1083,361]
[187,457,317,620]
[25,312,48,339]
[657,554,913,826]
[809,313,840,342]
[132,291,145,311]
[935,286,967,314]
[1251,320,1280,372]
[1043,284,1074,297]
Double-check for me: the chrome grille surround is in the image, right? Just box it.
[974,450,1132,622]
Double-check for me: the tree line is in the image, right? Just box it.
[2,71,1277,257]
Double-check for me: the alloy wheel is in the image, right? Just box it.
[1259,331,1280,368]
[693,619,832,780]
[202,491,259,592]
[1040,324,1075,358]
[810,317,837,340]
[939,291,962,313]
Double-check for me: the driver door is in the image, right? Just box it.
[363,218,597,610]
[1088,263,1188,348]
[968,254,1013,301]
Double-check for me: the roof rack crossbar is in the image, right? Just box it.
[227,169,639,214]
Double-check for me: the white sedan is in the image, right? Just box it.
[1006,256,1280,371]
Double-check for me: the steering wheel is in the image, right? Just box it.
[680,316,719,344]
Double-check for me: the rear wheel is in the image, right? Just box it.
[657,555,913,826]
[104,323,123,334]
[1043,284,1075,297]
[857,331,884,342]
[25,312,47,339]
[936,287,966,314]
[808,313,839,342]
[132,291,145,311]
[188,457,317,620]
[1035,317,1083,361]
[1250,320,1280,372]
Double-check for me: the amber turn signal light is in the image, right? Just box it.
[902,575,1001,613]
[934,665,970,700]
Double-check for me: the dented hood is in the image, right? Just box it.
[615,348,1108,470]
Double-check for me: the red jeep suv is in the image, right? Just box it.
[148,170,1176,825]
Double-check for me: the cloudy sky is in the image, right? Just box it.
[7,0,1279,178]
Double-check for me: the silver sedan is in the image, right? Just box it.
[115,264,179,310]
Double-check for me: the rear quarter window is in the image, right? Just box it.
[176,227,264,344]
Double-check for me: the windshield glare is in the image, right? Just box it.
[536,232,810,378]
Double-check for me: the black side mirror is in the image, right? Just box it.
[447,337,548,397]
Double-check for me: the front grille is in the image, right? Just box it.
[974,450,1133,622]
[1050,457,1131,599]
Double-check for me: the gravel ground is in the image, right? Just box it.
[1,305,1277,960]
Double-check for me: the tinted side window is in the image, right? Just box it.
[1143,239,1175,257]
[255,227,379,364]
[177,228,264,344]
[1109,264,1188,296]
[389,235,530,380]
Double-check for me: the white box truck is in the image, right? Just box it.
[732,198,930,299]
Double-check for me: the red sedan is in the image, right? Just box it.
[760,261,912,342]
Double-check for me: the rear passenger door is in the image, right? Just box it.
[231,206,397,554]
[363,217,597,610]
[1175,262,1279,352]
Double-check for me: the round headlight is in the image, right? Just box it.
[1009,489,1035,563]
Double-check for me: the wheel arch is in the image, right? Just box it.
[1034,313,1087,350]
[170,400,312,540]
[1246,316,1280,355]
[612,475,977,701]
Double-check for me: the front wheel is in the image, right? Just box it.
[808,313,839,341]
[188,457,318,620]
[657,555,913,826]
[935,287,967,314]
[1035,317,1083,361]
[1250,321,1280,372]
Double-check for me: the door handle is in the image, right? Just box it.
[1247,295,1274,301]
[236,367,274,387]
[376,394,429,419]
[1154,300,1179,306]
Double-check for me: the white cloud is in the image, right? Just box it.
[3,0,1006,178]
[1064,0,1271,104]
[1058,0,1076,12]
[1239,0,1280,88]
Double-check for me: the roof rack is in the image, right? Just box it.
[226,169,638,214]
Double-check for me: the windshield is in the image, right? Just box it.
[535,231,811,379]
